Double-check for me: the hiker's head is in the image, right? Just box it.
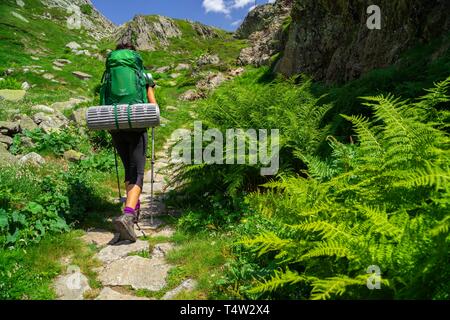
[116,42,136,51]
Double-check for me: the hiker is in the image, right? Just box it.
[100,42,157,242]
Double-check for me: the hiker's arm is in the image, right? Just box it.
[147,86,157,104]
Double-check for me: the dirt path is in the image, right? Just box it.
[53,138,197,300]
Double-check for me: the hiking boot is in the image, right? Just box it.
[134,200,141,224]
[113,214,137,242]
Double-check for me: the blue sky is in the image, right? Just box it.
[91,0,275,31]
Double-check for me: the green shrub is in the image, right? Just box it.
[230,78,450,300]
[0,78,21,90]
[11,127,90,157]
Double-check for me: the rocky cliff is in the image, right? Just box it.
[41,0,116,39]
[236,0,293,67]
[238,0,450,83]
[116,15,220,51]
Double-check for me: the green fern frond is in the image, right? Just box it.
[237,232,293,257]
[247,268,312,294]
[310,274,389,300]
[300,241,355,261]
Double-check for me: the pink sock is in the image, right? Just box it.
[123,207,135,216]
[135,200,141,210]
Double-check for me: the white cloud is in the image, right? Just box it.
[248,5,257,11]
[233,0,254,9]
[231,19,242,27]
[202,0,230,14]
[268,0,276,3]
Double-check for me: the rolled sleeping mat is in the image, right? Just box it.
[86,103,160,131]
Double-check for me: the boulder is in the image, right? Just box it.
[19,152,46,166]
[0,121,20,135]
[0,89,26,102]
[14,114,38,132]
[170,73,181,79]
[197,53,220,66]
[70,108,87,125]
[196,72,228,92]
[0,134,13,147]
[51,98,86,112]
[54,59,71,65]
[63,150,85,162]
[175,63,191,71]
[0,144,17,164]
[229,67,245,77]
[66,41,81,51]
[72,71,92,80]
[165,106,178,112]
[179,89,203,101]
[53,271,91,300]
[31,105,55,114]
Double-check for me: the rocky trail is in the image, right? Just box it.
[53,138,197,300]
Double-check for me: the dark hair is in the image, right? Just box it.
[116,42,136,51]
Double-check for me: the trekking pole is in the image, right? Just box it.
[113,147,122,202]
[150,127,155,226]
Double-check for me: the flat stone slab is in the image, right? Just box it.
[98,256,171,291]
[82,229,118,247]
[162,279,197,300]
[96,240,149,264]
[96,287,152,300]
[0,89,26,102]
[53,271,91,300]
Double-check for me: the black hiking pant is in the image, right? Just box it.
[110,129,148,189]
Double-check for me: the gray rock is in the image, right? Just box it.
[31,105,55,114]
[0,121,20,135]
[96,240,150,264]
[98,256,171,291]
[170,73,182,79]
[14,114,38,132]
[229,67,245,77]
[53,271,91,300]
[51,98,86,111]
[155,66,171,73]
[19,152,46,166]
[70,108,87,124]
[63,150,85,162]
[20,136,34,148]
[82,229,117,247]
[0,144,17,164]
[165,106,178,112]
[151,243,174,258]
[54,59,72,65]
[72,71,92,80]
[174,63,191,71]
[95,287,151,300]
[42,73,55,80]
[21,82,30,91]
[5,68,14,76]
[196,72,228,92]
[0,134,13,147]
[0,89,26,102]
[162,279,197,300]
[66,41,81,51]
[197,53,220,66]
[179,89,203,101]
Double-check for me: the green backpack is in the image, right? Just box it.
[99,49,148,105]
